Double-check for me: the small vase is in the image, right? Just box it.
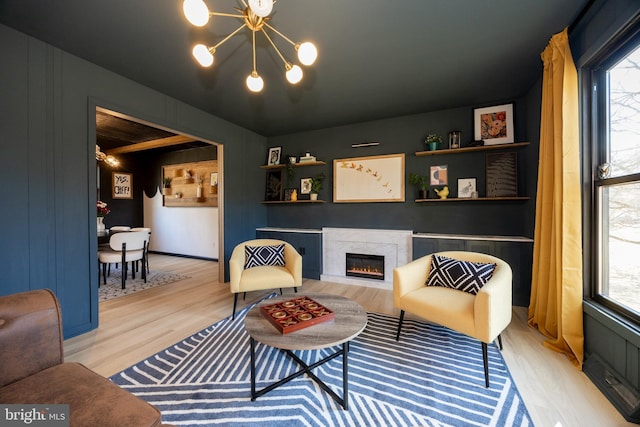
[428,142,438,151]
[419,189,428,199]
[97,217,105,234]
[310,193,318,201]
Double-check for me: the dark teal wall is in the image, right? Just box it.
[0,23,267,337]
[266,100,539,237]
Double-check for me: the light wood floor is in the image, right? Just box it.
[64,254,632,427]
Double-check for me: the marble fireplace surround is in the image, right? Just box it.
[321,227,413,289]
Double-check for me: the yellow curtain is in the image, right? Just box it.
[528,27,584,368]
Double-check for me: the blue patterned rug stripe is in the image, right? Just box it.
[111,295,533,426]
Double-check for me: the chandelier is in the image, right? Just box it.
[183,0,318,93]
[96,145,120,167]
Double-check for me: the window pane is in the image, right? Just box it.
[600,181,640,315]
[607,44,640,178]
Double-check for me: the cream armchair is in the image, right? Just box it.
[229,239,302,319]
[393,251,512,387]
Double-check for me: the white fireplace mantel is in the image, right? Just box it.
[321,227,412,289]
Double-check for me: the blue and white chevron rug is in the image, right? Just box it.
[111,295,533,426]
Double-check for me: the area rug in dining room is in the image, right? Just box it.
[99,267,190,302]
[111,296,533,426]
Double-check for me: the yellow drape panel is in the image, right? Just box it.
[528,28,584,368]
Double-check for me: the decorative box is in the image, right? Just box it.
[261,296,335,334]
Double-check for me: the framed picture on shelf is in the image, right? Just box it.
[267,146,282,166]
[300,178,312,194]
[209,172,218,186]
[486,152,518,197]
[264,170,284,201]
[474,103,514,145]
[430,165,448,186]
[457,178,476,198]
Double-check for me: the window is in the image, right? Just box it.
[591,26,640,324]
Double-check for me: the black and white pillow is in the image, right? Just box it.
[425,254,496,295]
[245,244,286,269]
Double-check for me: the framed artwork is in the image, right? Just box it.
[333,153,405,203]
[486,152,518,197]
[430,165,448,185]
[112,172,132,199]
[264,170,284,201]
[210,172,218,186]
[457,178,476,198]
[474,103,514,145]
[300,178,312,194]
[267,146,282,166]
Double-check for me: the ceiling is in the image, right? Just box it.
[0,0,590,137]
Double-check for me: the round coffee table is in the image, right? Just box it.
[244,293,367,410]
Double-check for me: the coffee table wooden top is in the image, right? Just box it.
[244,293,368,351]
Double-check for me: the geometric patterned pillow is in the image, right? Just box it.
[244,244,286,269]
[425,254,496,295]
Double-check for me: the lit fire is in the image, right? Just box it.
[347,265,384,276]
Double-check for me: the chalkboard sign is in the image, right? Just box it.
[112,172,133,199]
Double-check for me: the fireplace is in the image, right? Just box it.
[345,253,385,281]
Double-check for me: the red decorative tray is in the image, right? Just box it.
[261,296,335,334]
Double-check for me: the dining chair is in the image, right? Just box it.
[130,227,151,273]
[98,231,148,289]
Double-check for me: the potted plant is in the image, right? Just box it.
[162,177,172,195]
[425,134,442,151]
[309,173,325,201]
[409,172,429,199]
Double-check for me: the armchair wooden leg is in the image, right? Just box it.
[279,288,283,295]
[232,293,239,320]
[497,334,503,350]
[395,310,405,341]
[482,342,489,388]
[294,287,298,293]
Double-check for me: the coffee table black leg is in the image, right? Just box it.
[343,342,349,410]
[250,337,256,400]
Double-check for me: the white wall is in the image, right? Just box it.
[143,192,219,259]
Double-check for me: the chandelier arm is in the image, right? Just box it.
[212,23,248,50]
[263,22,296,47]
[261,28,290,68]
[252,27,258,72]
[210,12,245,18]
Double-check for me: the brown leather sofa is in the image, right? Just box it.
[0,289,172,426]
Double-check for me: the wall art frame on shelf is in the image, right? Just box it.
[474,103,514,146]
[333,153,405,203]
[457,177,477,198]
[430,165,448,186]
[112,172,132,199]
[265,169,284,201]
[267,146,282,166]
[300,178,312,194]
[486,152,518,197]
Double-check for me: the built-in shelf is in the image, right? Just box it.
[262,199,326,204]
[415,196,529,202]
[260,161,326,169]
[415,142,529,156]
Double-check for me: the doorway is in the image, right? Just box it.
[93,106,225,284]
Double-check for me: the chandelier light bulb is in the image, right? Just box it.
[246,72,264,92]
[297,42,318,66]
[286,65,303,84]
[183,0,210,27]
[192,44,214,67]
